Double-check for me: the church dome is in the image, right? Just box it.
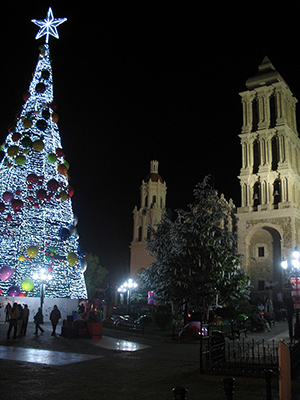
[144,172,164,183]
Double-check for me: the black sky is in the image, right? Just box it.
[1,2,300,287]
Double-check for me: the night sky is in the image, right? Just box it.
[1,3,300,287]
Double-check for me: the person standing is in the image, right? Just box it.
[17,304,23,336]
[7,303,19,341]
[50,305,61,336]
[22,304,30,335]
[34,307,44,335]
[5,302,11,323]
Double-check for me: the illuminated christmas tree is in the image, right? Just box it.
[0,8,87,299]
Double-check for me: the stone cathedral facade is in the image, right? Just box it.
[237,56,300,302]
[130,160,167,277]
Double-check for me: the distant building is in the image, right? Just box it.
[130,160,167,277]
[236,56,300,303]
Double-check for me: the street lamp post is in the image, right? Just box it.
[117,278,137,314]
[33,267,52,308]
[281,248,300,341]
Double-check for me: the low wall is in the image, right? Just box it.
[0,296,84,322]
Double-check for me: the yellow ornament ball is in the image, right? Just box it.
[57,163,68,175]
[21,278,34,292]
[27,245,38,258]
[32,140,44,152]
[18,255,25,262]
[7,145,19,157]
[67,252,78,266]
[59,190,68,201]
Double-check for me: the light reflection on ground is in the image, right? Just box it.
[94,336,150,351]
[0,345,103,365]
[0,336,150,365]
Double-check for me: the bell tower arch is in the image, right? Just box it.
[237,57,300,302]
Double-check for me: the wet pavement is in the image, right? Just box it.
[0,320,298,400]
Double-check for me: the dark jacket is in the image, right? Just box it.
[50,307,61,323]
[34,310,43,324]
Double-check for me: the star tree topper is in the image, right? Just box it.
[31,7,67,43]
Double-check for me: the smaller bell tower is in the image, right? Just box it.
[130,160,167,277]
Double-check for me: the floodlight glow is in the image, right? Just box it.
[292,259,300,270]
[31,7,67,43]
[293,248,300,260]
[281,259,288,270]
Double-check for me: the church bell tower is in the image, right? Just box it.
[130,160,167,277]
[237,56,300,302]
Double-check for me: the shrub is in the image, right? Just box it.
[152,312,173,330]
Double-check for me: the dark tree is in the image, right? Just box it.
[84,253,108,300]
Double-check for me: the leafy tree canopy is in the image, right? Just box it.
[141,177,249,321]
[84,253,108,300]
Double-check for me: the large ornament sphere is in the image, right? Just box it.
[47,179,59,192]
[21,136,32,148]
[60,227,70,241]
[27,173,39,184]
[59,190,68,201]
[36,119,48,131]
[47,153,57,163]
[7,145,19,157]
[3,191,14,202]
[12,132,22,142]
[57,163,67,175]
[0,265,14,281]
[8,285,20,296]
[15,155,26,165]
[27,245,38,258]
[32,139,44,152]
[11,199,23,211]
[21,278,34,292]
[67,252,78,266]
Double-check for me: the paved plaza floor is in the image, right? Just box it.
[0,320,299,400]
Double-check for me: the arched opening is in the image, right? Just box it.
[247,226,282,304]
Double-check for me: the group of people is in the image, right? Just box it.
[6,302,61,341]
[5,302,30,341]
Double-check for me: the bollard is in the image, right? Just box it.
[172,387,188,400]
[264,369,273,400]
[223,378,235,400]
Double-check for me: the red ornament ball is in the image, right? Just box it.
[12,132,22,142]
[36,189,46,200]
[11,199,23,211]
[3,191,14,202]
[55,148,64,158]
[47,179,59,192]
[27,173,38,184]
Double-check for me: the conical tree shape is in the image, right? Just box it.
[0,44,87,299]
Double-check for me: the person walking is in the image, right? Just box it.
[50,305,61,336]
[34,307,44,335]
[22,304,30,335]
[7,303,19,341]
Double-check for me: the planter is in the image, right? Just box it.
[87,322,102,339]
